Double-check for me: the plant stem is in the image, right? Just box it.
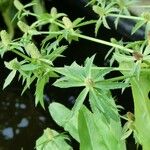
[53,21,65,28]
[75,20,97,28]
[74,33,133,53]
[37,31,63,35]
[109,13,144,21]
[2,11,14,39]
[55,66,150,72]
[11,49,32,62]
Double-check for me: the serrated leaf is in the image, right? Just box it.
[35,76,48,108]
[95,81,128,90]
[21,75,36,95]
[3,70,16,89]
[54,62,85,81]
[53,77,85,88]
[71,88,89,115]
[89,88,118,122]
[46,45,67,61]
[78,106,108,150]
[36,128,72,150]
[84,55,95,78]
[93,68,113,82]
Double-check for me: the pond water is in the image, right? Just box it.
[0,0,142,149]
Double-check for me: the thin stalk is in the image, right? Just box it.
[53,21,65,29]
[74,33,133,53]
[102,74,134,82]
[54,66,150,72]
[109,13,144,21]
[75,20,97,28]
[130,5,150,8]
[11,49,32,62]
[36,31,63,35]
[2,11,14,39]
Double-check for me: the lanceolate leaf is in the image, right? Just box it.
[54,62,84,82]
[95,80,128,90]
[35,76,48,108]
[21,63,40,71]
[131,20,146,35]
[53,77,85,88]
[71,88,89,115]
[95,17,102,36]
[84,55,95,78]
[3,70,16,89]
[89,88,119,122]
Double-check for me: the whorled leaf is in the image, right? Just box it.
[36,128,72,150]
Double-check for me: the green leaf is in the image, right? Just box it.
[46,45,67,61]
[53,77,85,88]
[89,88,118,122]
[71,88,89,115]
[21,64,39,71]
[102,16,110,29]
[131,20,146,35]
[95,80,128,90]
[3,70,16,89]
[95,17,102,36]
[35,76,48,108]
[14,0,24,11]
[84,55,95,78]
[78,106,108,150]
[73,18,84,26]
[131,74,150,149]
[54,62,85,81]
[121,129,132,140]
[36,128,72,150]
[32,0,45,17]
[49,102,79,141]
[79,105,126,150]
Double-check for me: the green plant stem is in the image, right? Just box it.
[2,11,14,39]
[53,21,65,28]
[73,33,133,53]
[109,13,144,21]
[37,31,63,35]
[130,5,150,8]
[54,66,150,73]
[11,49,32,62]
[75,20,97,28]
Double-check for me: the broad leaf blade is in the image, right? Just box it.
[49,102,79,141]
[78,106,108,150]
[131,74,150,149]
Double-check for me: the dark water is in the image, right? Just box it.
[0,87,52,150]
[0,0,140,149]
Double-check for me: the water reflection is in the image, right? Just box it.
[0,87,52,150]
[2,127,14,140]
